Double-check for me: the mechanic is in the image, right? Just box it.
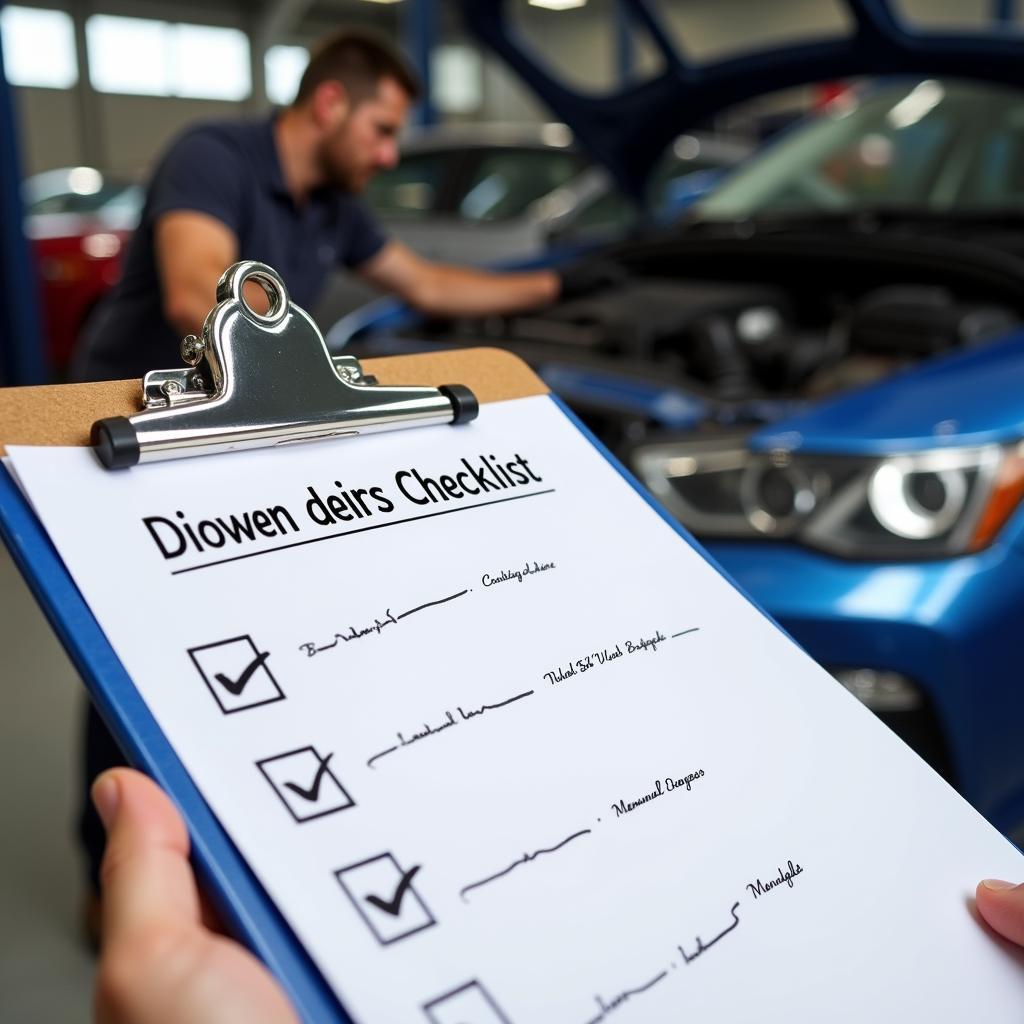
[70,29,585,383]
[73,27,610,934]
[90,767,1024,1023]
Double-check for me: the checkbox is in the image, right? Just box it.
[256,747,355,823]
[423,980,512,1023]
[187,634,284,714]
[335,852,435,946]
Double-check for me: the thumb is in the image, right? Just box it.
[976,879,1024,947]
[93,767,203,945]
[93,770,299,1024]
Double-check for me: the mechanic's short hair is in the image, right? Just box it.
[294,29,420,106]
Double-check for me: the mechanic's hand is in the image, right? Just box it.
[976,879,1024,947]
[92,767,297,1024]
[557,259,627,301]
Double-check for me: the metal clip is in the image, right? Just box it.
[91,261,477,468]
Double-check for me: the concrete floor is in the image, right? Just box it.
[1,542,95,1022]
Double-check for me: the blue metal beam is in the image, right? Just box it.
[615,1,635,86]
[993,0,1015,23]
[401,0,437,127]
[0,32,46,385]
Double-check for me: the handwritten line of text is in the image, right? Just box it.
[459,828,592,902]
[366,688,536,769]
[300,589,469,657]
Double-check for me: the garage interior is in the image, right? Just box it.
[2,1,1023,1020]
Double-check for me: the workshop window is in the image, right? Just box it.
[86,16,172,96]
[266,45,309,106]
[86,15,250,101]
[173,24,250,101]
[0,6,77,89]
[432,45,483,115]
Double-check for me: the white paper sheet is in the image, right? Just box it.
[9,394,1024,1023]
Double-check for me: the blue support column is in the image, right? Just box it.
[0,36,46,385]
[401,0,437,127]
[993,0,1015,23]
[615,0,635,86]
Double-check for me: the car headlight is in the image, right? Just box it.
[632,436,1024,558]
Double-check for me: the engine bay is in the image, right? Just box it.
[375,228,1024,452]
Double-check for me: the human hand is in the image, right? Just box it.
[976,878,1024,947]
[92,767,298,1024]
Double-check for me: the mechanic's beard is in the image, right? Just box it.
[317,144,361,194]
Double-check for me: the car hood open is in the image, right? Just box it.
[455,0,1024,201]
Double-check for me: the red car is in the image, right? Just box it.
[24,167,141,373]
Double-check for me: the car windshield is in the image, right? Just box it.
[695,79,1024,221]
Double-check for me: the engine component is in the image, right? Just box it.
[848,286,1017,355]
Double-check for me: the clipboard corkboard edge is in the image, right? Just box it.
[0,347,549,452]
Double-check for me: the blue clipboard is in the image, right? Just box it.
[0,353,763,1023]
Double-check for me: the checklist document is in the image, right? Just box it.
[7,394,1024,1022]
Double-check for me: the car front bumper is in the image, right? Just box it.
[706,538,1024,835]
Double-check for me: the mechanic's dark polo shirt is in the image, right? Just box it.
[73,117,386,382]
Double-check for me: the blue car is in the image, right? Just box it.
[339,1,1024,841]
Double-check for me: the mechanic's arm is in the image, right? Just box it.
[154,212,239,338]
[155,211,272,337]
[358,240,560,317]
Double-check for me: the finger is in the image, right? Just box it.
[93,768,203,944]
[976,879,1024,946]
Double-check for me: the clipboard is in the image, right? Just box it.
[4,262,1024,1023]
[0,262,554,1021]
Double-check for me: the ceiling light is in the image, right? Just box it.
[529,0,587,10]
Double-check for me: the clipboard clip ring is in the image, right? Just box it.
[216,261,289,329]
[91,260,478,469]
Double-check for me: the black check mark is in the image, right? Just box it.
[364,865,421,917]
[214,650,271,696]
[283,753,333,802]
